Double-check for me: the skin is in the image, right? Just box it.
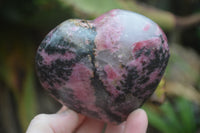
[26,106,148,133]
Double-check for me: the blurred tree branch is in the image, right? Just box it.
[59,0,200,31]
[176,13,200,29]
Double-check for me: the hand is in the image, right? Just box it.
[26,106,148,133]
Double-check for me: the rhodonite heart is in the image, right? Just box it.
[36,9,170,123]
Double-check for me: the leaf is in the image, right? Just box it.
[160,102,184,133]
[143,105,175,133]
[18,67,37,131]
[176,97,196,133]
[144,97,198,133]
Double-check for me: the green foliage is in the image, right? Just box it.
[143,97,197,133]
[176,98,196,133]
[60,0,175,30]
[0,30,37,132]
[61,0,121,16]
[18,68,37,131]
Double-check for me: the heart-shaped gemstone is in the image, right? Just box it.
[36,9,169,123]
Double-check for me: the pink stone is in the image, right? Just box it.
[36,9,170,124]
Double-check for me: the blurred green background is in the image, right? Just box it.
[0,0,200,133]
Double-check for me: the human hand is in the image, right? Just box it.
[26,106,148,133]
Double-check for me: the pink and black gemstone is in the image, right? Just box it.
[36,9,170,123]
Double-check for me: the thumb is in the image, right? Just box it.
[26,109,85,133]
[124,109,148,133]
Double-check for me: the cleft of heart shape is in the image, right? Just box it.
[36,9,170,123]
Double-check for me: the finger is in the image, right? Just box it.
[105,122,126,133]
[75,117,105,133]
[124,109,148,133]
[57,106,86,126]
[26,109,85,133]
[57,106,68,114]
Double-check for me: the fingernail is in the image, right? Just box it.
[57,106,68,114]
[131,109,146,117]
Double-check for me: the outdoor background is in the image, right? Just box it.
[0,0,200,133]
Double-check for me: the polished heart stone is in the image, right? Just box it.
[35,9,170,123]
